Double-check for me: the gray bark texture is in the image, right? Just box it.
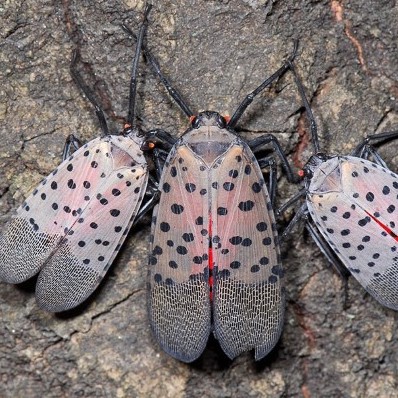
[1,0,398,397]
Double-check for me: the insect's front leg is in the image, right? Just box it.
[256,156,277,206]
[249,133,298,184]
[62,134,83,161]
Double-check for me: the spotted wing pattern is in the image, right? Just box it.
[308,155,398,310]
[148,143,211,363]
[211,143,284,360]
[0,135,147,311]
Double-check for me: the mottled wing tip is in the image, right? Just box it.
[219,324,282,362]
[159,343,204,363]
[148,281,211,363]
[367,266,398,311]
[0,218,59,284]
[254,331,282,361]
[214,280,285,361]
[36,243,102,312]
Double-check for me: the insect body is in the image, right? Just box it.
[305,154,398,309]
[149,112,284,362]
[0,134,148,312]
[143,42,298,361]
[0,5,153,312]
[281,62,398,310]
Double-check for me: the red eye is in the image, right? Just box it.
[216,114,227,128]
[190,116,200,129]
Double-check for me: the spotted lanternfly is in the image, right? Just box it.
[142,41,298,362]
[279,61,398,310]
[0,5,155,312]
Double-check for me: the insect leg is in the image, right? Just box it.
[138,146,168,217]
[62,134,83,161]
[71,6,152,137]
[305,219,350,280]
[228,41,298,129]
[152,147,169,180]
[277,187,306,217]
[352,130,398,163]
[145,129,178,150]
[146,174,159,194]
[358,145,389,168]
[287,58,320,154]
[279,201,308,241]
[127,4,152,129]
[121,24,194,118]
[70,49,110,136]
[249,133,297,183]
[133,188,161,226]
[257,155,277,206]
[135,169,162,226]
[305,220,350,309]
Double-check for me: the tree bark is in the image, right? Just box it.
[1,0,397,397]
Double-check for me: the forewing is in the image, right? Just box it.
[212,143,284,360]
[148,144,211,363]
[36,163,147,312]
[308,156,398,310]
[0,137,111,283]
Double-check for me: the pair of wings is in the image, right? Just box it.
[0,135,147,312]
[148,140,284,362]
[308,155,398,310]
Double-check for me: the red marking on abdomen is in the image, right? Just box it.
[365,210,398,241]
[208,215,213,301]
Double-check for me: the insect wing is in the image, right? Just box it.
[0,136,107,283]
[0,136,147,311]
[307,155,398,310]
[148,143,211,362]
[211,142,284,360]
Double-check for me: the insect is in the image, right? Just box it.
[0,5,155,312]
[279,60,398,311]
[140,40,298,362]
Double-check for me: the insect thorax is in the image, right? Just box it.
[108,134,147,168]
[181,126,241,166]
[307,155,343,194]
